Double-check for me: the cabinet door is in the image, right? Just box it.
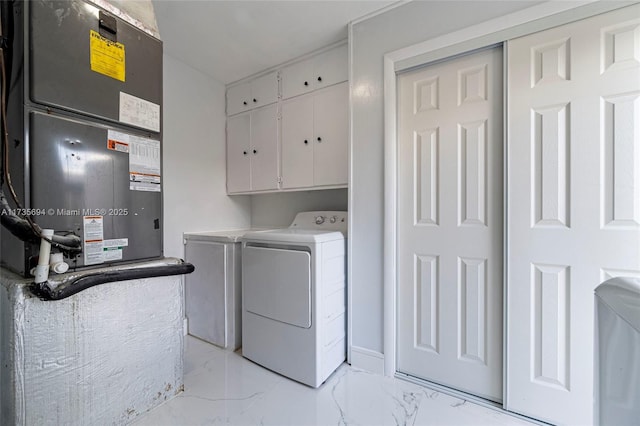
[313,44,348,91]
[281,58,314,99]
[251,71,279,108]
[185,240,227,348]
[226,113,251,193]
[250,105,279,191]
[226,82,251,116]
[313,83,348,186]
[281,95,314,189]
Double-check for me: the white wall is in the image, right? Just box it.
[251,189,348,228]
[350,1,540,355]
[162,53,251,258]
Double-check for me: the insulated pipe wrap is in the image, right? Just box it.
[31,262,195,301]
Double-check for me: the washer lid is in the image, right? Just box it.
[184,227,281,243]
[242,228,345,244]
[184,229,252,243]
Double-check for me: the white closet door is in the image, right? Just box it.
[397,47,504,402]
[507,5,640,424]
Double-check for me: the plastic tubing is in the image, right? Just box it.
[33,229,54,283]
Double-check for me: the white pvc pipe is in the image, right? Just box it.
[49,252,69,274]
[34,229,54,284]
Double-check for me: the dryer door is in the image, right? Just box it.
[243,246,311,328]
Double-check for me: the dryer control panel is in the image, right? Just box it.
[289,211,347,233]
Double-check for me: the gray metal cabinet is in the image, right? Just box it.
[29,0,162,128]
[184,232,245,350]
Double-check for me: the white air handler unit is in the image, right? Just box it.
[241,211,347,387]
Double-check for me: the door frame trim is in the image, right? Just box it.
[382,0,635,399]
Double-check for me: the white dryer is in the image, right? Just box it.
[241,211,347,388]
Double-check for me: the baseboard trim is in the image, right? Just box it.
[350,346,385,374]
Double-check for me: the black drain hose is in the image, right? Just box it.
[31,262,195,301]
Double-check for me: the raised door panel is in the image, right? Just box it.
[226,113,251,193]
[226,82,251,116]
[250,105,279,191]
[251,71,279,109]
[313,83,349,186]
[281,95,314,189]
[313,44,348,91]
[507,5,640,425]
[281,58,314,100]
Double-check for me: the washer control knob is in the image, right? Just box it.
[315,215,325,225]
[330,216,338,223]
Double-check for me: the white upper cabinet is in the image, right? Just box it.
[281,82,348,189]
[281,96,315,188]
[225,42,348,194]
[312,82,348,186]
[226,105,279,194]
[226,71,278,116]
[281,44,348,100]
[249,105,279,192]
[226,113,251,193]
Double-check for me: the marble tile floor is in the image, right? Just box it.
[133,336,534,426]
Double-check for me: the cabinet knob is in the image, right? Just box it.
[304,81,309,86]
[253,98,257,103]
[243,101,247,105]
[304,140,308,144]
[317,137,322,142]
[317,76,322,82]
[243,151,247,155]
[253,149,257,154]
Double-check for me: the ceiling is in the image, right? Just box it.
[151,0,395,85]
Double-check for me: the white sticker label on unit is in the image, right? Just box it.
[119,92,160,132]
[83,216,104,265]
[107,129,130,153]
[129,137,161,192]
[103,247,123,261]
[103,238,129,248]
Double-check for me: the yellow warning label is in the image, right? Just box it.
[89,30,125,82]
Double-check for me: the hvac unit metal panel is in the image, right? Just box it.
[29,0,162,130]
[29,111,162,267]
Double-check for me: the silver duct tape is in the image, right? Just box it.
[1,264,184,425]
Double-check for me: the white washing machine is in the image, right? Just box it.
[241,211,347,388]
